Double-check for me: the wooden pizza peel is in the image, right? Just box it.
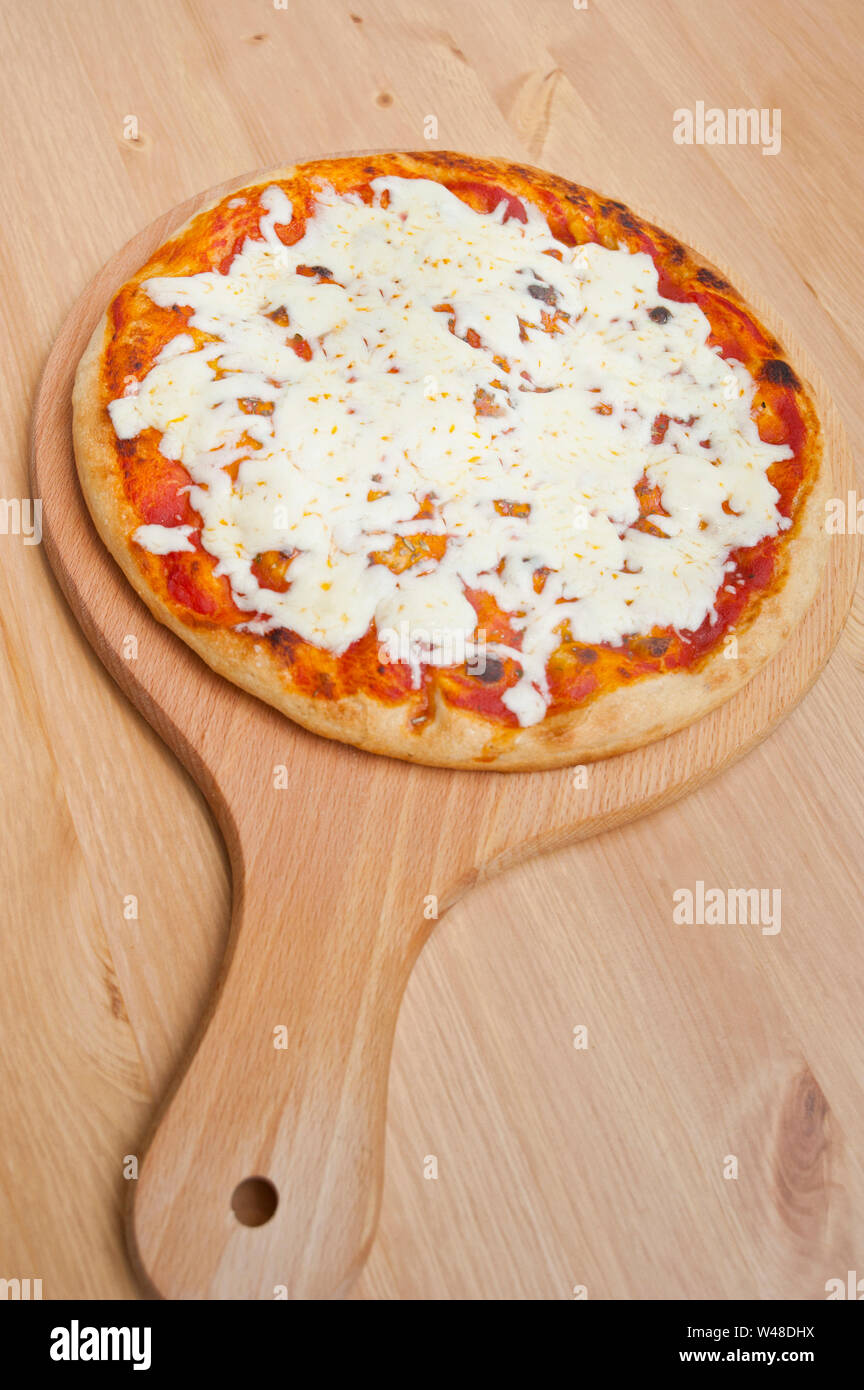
[30,165,858,1299]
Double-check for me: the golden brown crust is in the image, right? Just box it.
[73,152,828,771]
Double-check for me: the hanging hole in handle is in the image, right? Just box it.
[231,1176,279,1227]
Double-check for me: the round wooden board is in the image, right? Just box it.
[31,161,857,1300]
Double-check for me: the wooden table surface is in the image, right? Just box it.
[2,0,862,1301]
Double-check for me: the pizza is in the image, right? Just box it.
[72,151,827,771]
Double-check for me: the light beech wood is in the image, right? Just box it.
[3,0,863,1301]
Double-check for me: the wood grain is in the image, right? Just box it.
[3,0,864,1300]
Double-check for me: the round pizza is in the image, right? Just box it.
[73,151,827,771]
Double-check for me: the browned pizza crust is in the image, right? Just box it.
[73,152,829,771]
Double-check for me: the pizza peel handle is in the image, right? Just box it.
[127,756,438,1300]
[31,170,856,1300]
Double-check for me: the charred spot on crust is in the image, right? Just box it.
[644,636,671,657]
[617,211,638,231]
[761,358,800,390]
[667,242,686,264]
[267,627,298,660]
[574,646,598,663]
[438,152,473,172]
[474,657,504,683]
[648,305,671,324]
[695,267,731,292]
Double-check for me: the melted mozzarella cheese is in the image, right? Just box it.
[131,523,196,554]
[112,176,791,725]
